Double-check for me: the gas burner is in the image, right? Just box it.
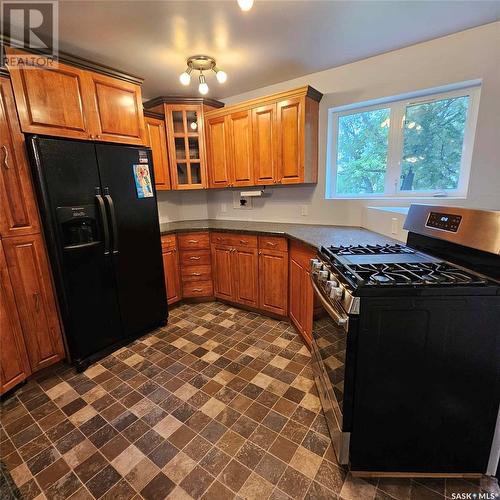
[326,244,414,256]
[352,262,488,287]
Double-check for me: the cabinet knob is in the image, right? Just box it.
[33,292,41,312]
[258,251,262,255]
[1,145,9,169]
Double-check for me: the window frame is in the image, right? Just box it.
[326,85,481,199]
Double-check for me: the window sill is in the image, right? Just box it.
[325,196,467,201]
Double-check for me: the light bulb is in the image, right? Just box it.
[199,82,209,95]
[216,70,227,84]
[179,67,192,86]
[190,121,198,130]
[237,0,254,11]
[198,73,209,95]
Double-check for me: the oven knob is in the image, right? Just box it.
[310,259,323,271]
[318,270,329,281]
[330,286,343,300]
[325,280,338,292]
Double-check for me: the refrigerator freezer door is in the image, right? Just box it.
[28,137,123,364]
[95,144,167,338]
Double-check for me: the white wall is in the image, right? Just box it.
[159,22,500,238]
[157,190,208,223]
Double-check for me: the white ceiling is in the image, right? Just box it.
[50,1,500,100]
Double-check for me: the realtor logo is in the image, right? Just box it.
[1,0,58,67]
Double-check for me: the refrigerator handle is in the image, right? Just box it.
[95,189,110,256]
[104,188,119,255]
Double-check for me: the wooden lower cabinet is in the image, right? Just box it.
[289,241,316,345]
[233,247,259,307]
[211,234,288,317]
[259,248,288,316]
[0,240,31,394]
[212,245,234,301]
[2,234,65,373]
[161,235,181,305]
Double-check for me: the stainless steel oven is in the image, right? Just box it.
[310,264,358,466]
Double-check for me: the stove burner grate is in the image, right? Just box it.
[352,262,488,286]
[326,244,415,256]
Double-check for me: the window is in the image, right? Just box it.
[327,85,480,198]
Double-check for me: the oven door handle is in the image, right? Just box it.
[311,279,349,329]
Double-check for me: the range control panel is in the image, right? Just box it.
[426,212,462,232]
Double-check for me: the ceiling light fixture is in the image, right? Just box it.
[179,55,227,95]
[237,0,254,11]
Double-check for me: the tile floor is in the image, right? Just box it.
[1,302,498,500]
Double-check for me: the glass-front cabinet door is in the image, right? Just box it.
[165,105,207,189]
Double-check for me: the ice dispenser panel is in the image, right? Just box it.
[57,205,98,250]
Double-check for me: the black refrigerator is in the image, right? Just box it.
[27,136,168,371]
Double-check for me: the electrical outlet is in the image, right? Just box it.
[301,205,308,216]
[233,192,253,210]
[220,203,227,213]
[391,217,398,235]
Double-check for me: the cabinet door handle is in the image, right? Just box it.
[189,256,201,260]
[188,240,199,243]
[192,288,202,292]
[266,242,277,246]
[1,145,9,169]
[240,240,248,244]
[33,292,41,312]
[191,272,201,276]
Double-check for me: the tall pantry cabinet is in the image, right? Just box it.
[0,75,65,395]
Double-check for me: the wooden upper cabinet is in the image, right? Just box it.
[145,116,171,190]
[206,115,230,188]
[6,48,146,145]
[6,50,93,140]
[0,241,31,395]
[165,105,207,189]
[86,72,146,145]
[228,110,254,186]
[252,104,278,185]
[276,97,304,184]
[0,77,40,238]
[204,86,321,188]
[3,234,65,371]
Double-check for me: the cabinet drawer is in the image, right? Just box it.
[180,249,211,267]
[181,265,212,282]
[210,232,257,248]
[182,280,213,297]
[161,234,177,251]
[258,236,287,252]
[178,232,210,250]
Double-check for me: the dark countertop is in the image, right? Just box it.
[159,219,397,250]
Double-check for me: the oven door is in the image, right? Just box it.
[310,278,352,465]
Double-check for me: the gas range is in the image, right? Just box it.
[309,205,500,474]
[320,243,491,289]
